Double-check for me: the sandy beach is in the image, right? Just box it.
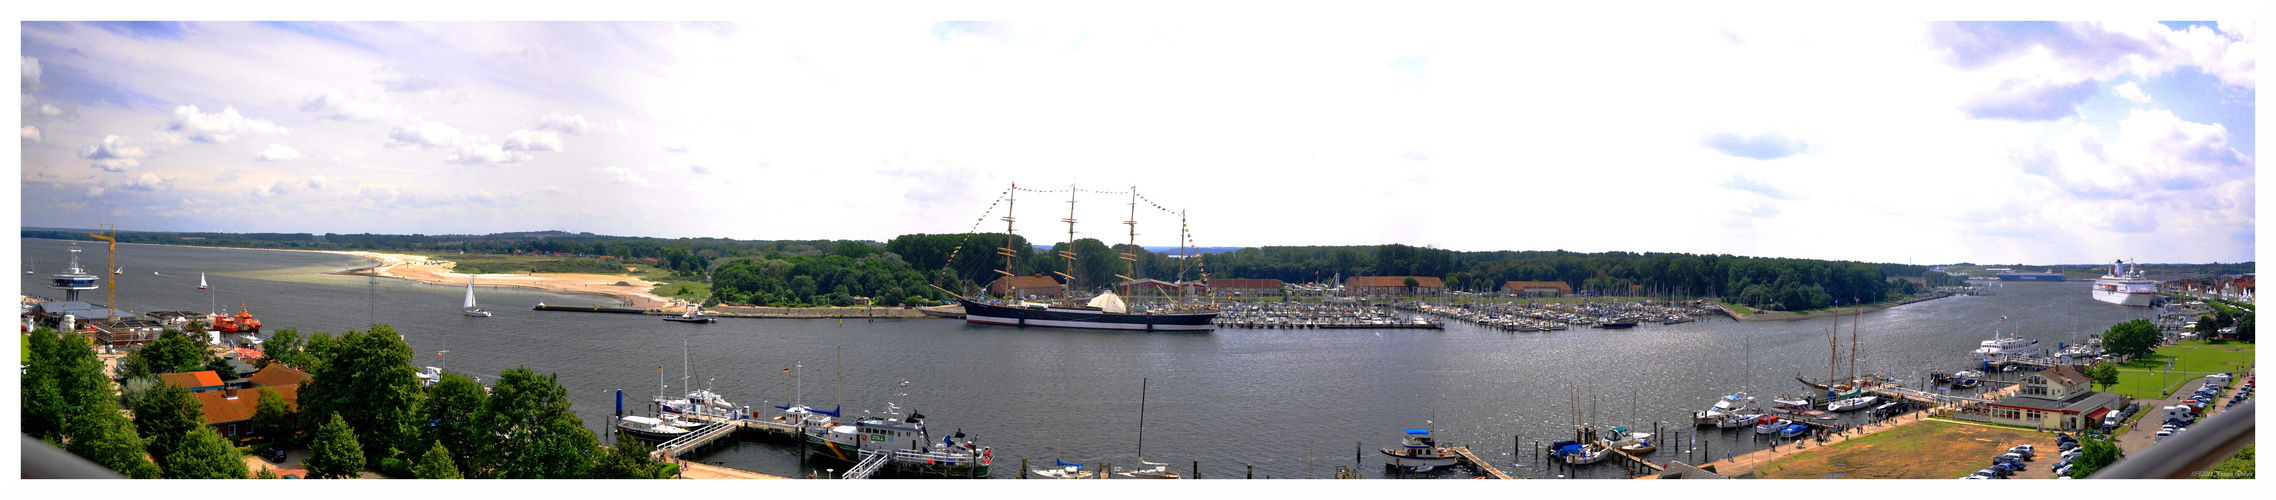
[319,250,684,312]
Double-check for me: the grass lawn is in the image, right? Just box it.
[2101,341,2253,399]
[1753,420,2053,479]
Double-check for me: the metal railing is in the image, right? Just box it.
[843,450,890,479]
[2090,399,2253,479]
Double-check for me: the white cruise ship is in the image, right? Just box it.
[2092,260,2158,307]
[1972,329,2041,365]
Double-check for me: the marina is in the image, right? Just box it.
[14,239,2174,478]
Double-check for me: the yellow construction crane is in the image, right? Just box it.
[89,225,116,320]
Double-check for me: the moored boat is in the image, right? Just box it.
[616,415,695,442]
[2092,260,2158,307]
[1754,416,1790,435]
[1828,395,1880,412]
[1379,428,1461,468]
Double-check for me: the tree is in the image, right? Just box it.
[306,413,366,479]
[262,328,306,369]
[2238,314,2255,343]
[132,382,206,465]
[252,386,297,444]
[130,334,210,377]
[420,371,489,474]
[2088,363,2120,392]
[164,425,250,479]
[2103,319,2161,360]
[2068,437,2123,478]
[21,327,69,441]
[589,437,671,479]
[66,412,164,479]
[2195,315,2222,338]
[480,366,597,479]
[414,442,464,479]
[1402,277,1421,295]
[254,465,281,479]
[297,326,424,467]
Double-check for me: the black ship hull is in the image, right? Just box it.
[957,298,1216,332]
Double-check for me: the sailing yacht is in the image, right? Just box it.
[198,272,209,290]
[462,275,492,317]
[1116,378,1181,478]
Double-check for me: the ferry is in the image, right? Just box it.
[1379,429,1461,469]
[1972,330,2042,367]
[804,409,992,477]
[1996,269,2066,281]
[2092,260,2158,307]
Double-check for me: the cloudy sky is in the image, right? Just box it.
[13,14,2260,265]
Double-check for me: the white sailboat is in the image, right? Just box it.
[463,275,492,317]
[198,272,209,290]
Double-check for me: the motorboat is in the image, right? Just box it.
[1550,440,1610,465]
[1693,392,1756,426]
[1716,410,1762,429]
[1754,417,1790,435]
[1779,423,1810,439]
[1032,460,1095,479]
[617,415,694,442]
[1379,428,1461,469]
[1770,398,1834,420]
[1616,432,1656,454]
[1828,395,1880,412]
[663,303,715,323]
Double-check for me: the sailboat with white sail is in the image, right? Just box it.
[198,272,209,290]
[463,275,492,317]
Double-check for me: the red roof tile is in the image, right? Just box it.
[246,364,311,388]
[159,371,225,389]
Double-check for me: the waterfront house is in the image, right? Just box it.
[1956,365,2125,431]
[1501,280,1572,297]
[158,370,227,393]
[1207,278,1283,297]
[988,275,1065,299]
[193,364,311,441]
[1345,276,1445,297]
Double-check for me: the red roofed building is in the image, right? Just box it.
[1208,278,1283,297]
[192,364,312,441]
[159,371,227,393]
[1954,365,2125,431]
[1344,276,1446,297]
[1502,281,1572,297]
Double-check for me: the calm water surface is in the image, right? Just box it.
[18,239,2158,478]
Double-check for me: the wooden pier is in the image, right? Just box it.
[1595,441,1666,475]
[651,414,805,460]
[1445,446,1514,479]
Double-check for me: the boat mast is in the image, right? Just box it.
[1118,188,1139,291]
[1057,185,1079,295]
[1137,377,1148,462]
[835,346,842,415]
[997,184,1018,296]
[1850,300,1860,383]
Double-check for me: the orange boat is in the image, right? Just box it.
[210,304,263,333]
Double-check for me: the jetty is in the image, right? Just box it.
[1446,446,1514,479]
[534,304,649,314]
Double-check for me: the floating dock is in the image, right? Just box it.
[1446,446,1514,479]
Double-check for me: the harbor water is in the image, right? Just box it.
[18,239,2160,478]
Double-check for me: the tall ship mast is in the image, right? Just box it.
[951,183,1219,332]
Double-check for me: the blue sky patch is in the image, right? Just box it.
[87,21,189,40]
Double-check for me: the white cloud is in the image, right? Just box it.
[255,144,303,161]
[83,186,104,198]
[536,113,594,134]
[594,166,652,186]
[20,56,39,90]
[167,105,289,143]
[444,143,533,165]
[20,125,38,142]
[122,172,172,192]
[299,88,405,122]
[502,129,563,152]
[39,104,63,116]
[689,164,710,174]
[2113,81,2152,105]
[78,135,146,170]
[373,67,454,93]
[384,120,467,149]
[307,175,334,190]
[663,145,689,153]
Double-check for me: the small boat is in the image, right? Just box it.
[1779,423,1809,438]
[1033,460,1095,479]
[1769,398,1835,420]
[1596,321,1638,329]
[662,304,715,323]
[1379,428,1461,469]
[1550,440,1610,465]
[617,415,695,442]
[1828,395,1880,412]
[463,275,492,317]
[1617,432,1656,454]
[1717,410,1762,429]
[114,266,123,275]
[1952,371,1983,389]
[198,272,209,290]
[1754,417,1789,435]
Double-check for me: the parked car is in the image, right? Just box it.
[264,447,286,463]
[2008,445,2035,457]
[2054,464,2074,477]
[2061,448,2084,460]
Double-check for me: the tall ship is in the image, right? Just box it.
[2092,259,2159,307]
[952,184,1218,332]
[1995,268,2066,281]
